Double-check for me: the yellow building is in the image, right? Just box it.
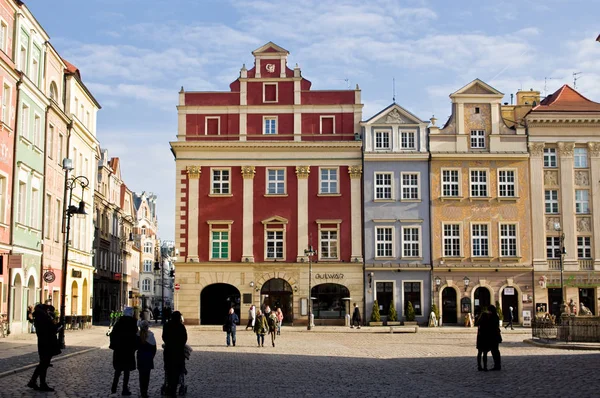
[429,79,533,326]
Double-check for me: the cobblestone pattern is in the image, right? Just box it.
[0,327,598,397]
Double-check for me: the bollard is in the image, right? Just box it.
[345,314,350,327]
[310,313,315,328]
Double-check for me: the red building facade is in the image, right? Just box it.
[171,42,364,325]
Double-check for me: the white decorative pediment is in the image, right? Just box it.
[365,103,425,125]
[261,215,288,224]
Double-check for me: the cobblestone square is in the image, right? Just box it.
[0,326,599,397]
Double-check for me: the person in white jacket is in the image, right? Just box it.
[245,305,256,331]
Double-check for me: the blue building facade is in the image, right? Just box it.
[361,104,431,324]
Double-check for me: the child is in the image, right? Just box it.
[137,320,156,398]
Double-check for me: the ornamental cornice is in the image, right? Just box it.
[295,165,310,178]
[170,141,362,150]
[528,142,545,157]
[348,165,363,179]
[588,142,600,158]
[241,166,256,179]
[186,165,201,179]
[557,142,575,158]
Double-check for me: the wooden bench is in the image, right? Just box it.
[389,326,419,333]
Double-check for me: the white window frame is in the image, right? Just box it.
[574,147,588,168]
[266,168,286,195]
[374,130,391,150]
[57,133,64,166]
[210,168,231,195]
[30,184,39,229]
[2,82,11,125]
[497,169,517,198]
[470,130,485,149]
[545,190,559,214]
[470,169,488,197]
[205,116,220,135]
[400,131,416,150]
[577,236,592,259]
[499,223,519,258]
[44,193,51,238]
[265,228,285,260]
[401,225,421,258]
[374,172,393,200]
[546,236,560,259]
[575,190,590,214]
[544,148,557,168]
[143,260,152,273]
[400,172,420,200]
[33,112,41,148]
[209,222,232,261]
[442,223,462,257]
[318,222,340,261]
[31,46,41,85]
[375,226,394,258]
[319,167,339,195]
[263,116,277,135]
[0,19,7,54]
[54,199,61,241]
[401,280,424,316]
[319,115,335,134]
[144,242,153,254]
[47,124,54,159]
[471,223,490,257]
[441,168,461,197]
[17,176,26,225]
[142,278,151,292]
[0,171,7,224]
[20,103,29,140]
[262,82,278,103]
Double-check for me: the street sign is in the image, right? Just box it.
[43,271,56,283]
[175,283,180,291]
[114,273,122,280]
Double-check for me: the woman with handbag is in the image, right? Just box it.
[225,308,239,347]
[253,309,269,347]
[27,304,61,392]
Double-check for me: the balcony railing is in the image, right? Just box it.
[579,259,594,270]
[547,259,561,270]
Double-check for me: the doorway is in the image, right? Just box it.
[579,288,595,314]
[261,278,293,323]
[474,287,491,318]
[375,282,393,317]
[441,287,457,324]
[501,287,519,323]
[548,288,562,316]
[311,283,349,320]
[200,283,240,325]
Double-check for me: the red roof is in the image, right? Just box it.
[531,84,600,112]
[62,58,81,78]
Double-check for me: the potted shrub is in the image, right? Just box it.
[404,301,418,326]
[496,301,503,327]
[369,300,383,326]
[387,301,401,326]
[430,303,440,327]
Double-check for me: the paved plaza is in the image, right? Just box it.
[0,326,598,397]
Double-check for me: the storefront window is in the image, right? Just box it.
[311,283,349,319]
[376,282,393,316]
[404,282,422,316]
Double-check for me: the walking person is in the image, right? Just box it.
[136,320,157,398]
[475,310,491,371]
[505,306,514,330]
[27,304,61,392]
[153,306,160,324]
[268,310,278,347]
[27,305,35,333]
[351,303,361,329]
[245,305,256,331]
[110,307,138,395]
[162,311,187,397]
[275,307,284,335]
[225,308,239,347]
[253,309,269,347]
[487,305,502,371]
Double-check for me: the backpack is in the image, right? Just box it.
[268,315,277,331]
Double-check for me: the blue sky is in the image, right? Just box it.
[27,0,600,241]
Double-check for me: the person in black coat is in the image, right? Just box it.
[110,307,138,395]
[351,303,361,329]
[486,305,502,370]
[162,311,187,397]
[225,308,239,347]
[27,304,61,392]
[475,311,491,371]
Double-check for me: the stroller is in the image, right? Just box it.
[161,344,192,396]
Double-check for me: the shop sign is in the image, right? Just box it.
[504,287,515,295]
[43,271,56,283]
[522,311,532,327]
[314,273,344,280]
[72,269,82,278]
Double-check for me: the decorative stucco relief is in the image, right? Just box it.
[577,217,592,233]
[544,170,559,186]
[528,142,545,157]
[574,170,589,186]
[546,217,560,232]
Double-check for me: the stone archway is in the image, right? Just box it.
[71,280,79,315]
[440,286,458,324]
[473,285,493,318]
[261,278,293,323]
[311,283,350,322]
[200,283,240,325]
[500,285,522,324]
[12,273,23,322]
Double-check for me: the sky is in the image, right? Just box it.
[26,0,600,241]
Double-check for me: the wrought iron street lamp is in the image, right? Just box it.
[554,222,567,312]
[58,158,89,349]
[304,245,316,330]
[463,276,470,291]
[435,276,442,291]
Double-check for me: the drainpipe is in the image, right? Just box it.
[39,103,49,303]
[427,126,435,316]
[360,132,366,326]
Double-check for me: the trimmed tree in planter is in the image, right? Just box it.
[387,301,400,325]
[370,300,383,326]
[406,301,416,322]
[430,303,440,327]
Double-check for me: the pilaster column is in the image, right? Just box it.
[296,166,310,261]
[241,166,256,262]
[588,142,600,269]
[529,142,546,270]
[186,166,201,261]
[558,142,577,270]
[349,166,363,262]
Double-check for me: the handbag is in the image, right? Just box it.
[222,324,229,332]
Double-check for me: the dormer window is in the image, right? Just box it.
[374,131,390,150]
[263,83,277,103]
[400,131,416,150]
[470,130,485,149]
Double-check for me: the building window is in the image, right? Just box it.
[266,230,284,260]
[31,47,41,85]
[404,282,422,316]
[30,186,39,229]
[319,230,338,260]
[400,131,416,149]
[546,237,560,259]
[0,21,6,53]
[471,224,489,257]
[211,169,230,194]
[442,169,460,197]
[443,224,461,257]
[375,282,394,316]
[544,148,557,168]
[475,107,480,114]
[375,227,393,258]
[49,82,58,102]
[263,117,277,135]
[402,227,420,258]
[47,125,54,159]
[0,174,5,223]
[266,169,285,194]
[57,133,64,164]
[1,83,10,124]
[500,224,518,257]
[401,173,419,200]
[142,279,151,292]
[19,40,27,72]
[374,172,393,200]
[205,116,219,135]
[577,236,592,259]
[144,242,153,253]
[498,170,516,197]
[44,193,51,238]
[211,230,229,260]
[470,130,485,149]
[470,170,488,197]
[54,199,61,241]
[33,114,41,148]
[143,260,152,273]
[574,148,588,168]
[575,190,589,214]
[320,116,334,134]
[545,190,559,214]
[17,181,26,224]
[141,226,146,235]
[20,104,29,140]
[263,83,277,103]
[319,168,338,194]
[374,131,390,150]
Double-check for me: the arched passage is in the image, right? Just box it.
[474,286,491,318]
[71,281,79,315]
[501,286,519,323]
[441,287,458,324]
[82,279,89,316]
[12,274,23,322]
[311,283,350,320]
[26,276,36,311]
[200,283,240,325]
[261,278,293,323]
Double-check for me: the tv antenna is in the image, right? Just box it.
[336,78,350,90]
[392,77,396,103]
[573,72,583,89]
[544,77,559,97]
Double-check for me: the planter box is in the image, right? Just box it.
[386,321,401,326]
[403,321,418,326]
[369,321,384,326]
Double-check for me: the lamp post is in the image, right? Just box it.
[463,276,470,292]
[554,222,567,313]
[435,276,442,292]
[304,245,316,330]
[58,158,89,349]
